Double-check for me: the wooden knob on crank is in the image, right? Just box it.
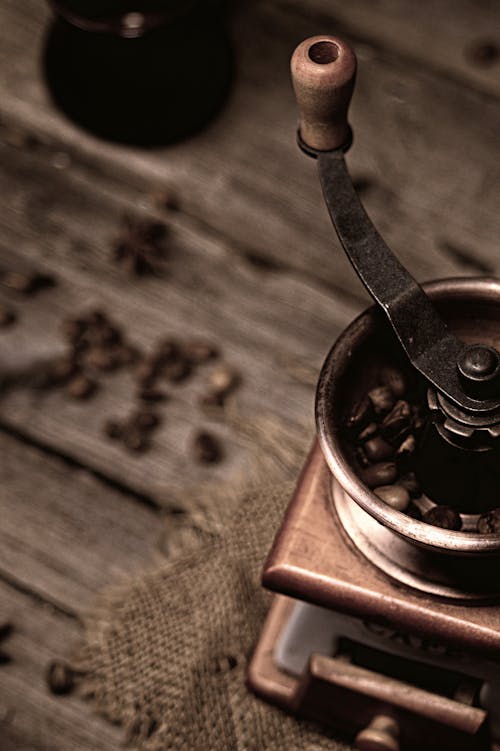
[291,36,357,152]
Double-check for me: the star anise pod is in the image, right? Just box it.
[112,215,168,276]
[0,622,13,664]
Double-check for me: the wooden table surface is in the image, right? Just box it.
[1,1,500,748]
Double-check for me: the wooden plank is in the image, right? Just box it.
[0,0,498,303]
[0,431,159,611]
[0,133,358,500]
[279,0,500,98]
[0,580,122,751]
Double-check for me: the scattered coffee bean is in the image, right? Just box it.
[358,422,378,442]
[356,446,370,467]
[0,621,12,665]
[47,357,79,385]
[477,508,500,534]
[138,386,167,402]
[346,396,372,430]
[154,338,180,365]
[115,344,140,366]
[84,346,119,372]
[379,366,406,398]
[61,317,86,343]
[46,660,75,695]
[123,428,150,453]
[103,419,123,440]
[361,462,398,488]
[135,358,159,387]
[162,358,191,383]
[364,436,394,462]
[466,40,499,68]
[374,484,410,511]
[184,340,218,364]
[152,188,179,212]
[66,374,97,400]
[193,431,222,464]
[380,400,412,443]
[132,410,160,431]
[0,304,16,327]
[423,506,462,531]
[368,386,395,415]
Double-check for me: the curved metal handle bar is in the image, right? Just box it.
[318,149,497,413]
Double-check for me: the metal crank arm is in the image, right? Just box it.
[291,34,500,429]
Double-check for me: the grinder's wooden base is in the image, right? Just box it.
[248,442,500,750]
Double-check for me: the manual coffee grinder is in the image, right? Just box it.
[248,36,500,751]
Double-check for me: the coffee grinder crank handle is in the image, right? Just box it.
[291,36,500,443]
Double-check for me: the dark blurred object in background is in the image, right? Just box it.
[43,0,233,146]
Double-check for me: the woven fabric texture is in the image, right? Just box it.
[76,479,350,750]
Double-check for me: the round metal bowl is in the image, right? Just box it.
[316,277,500,560]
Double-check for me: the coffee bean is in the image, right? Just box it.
[103,419,123,440]
[135,358,159,387]
[356,446,370,467]
[132,410,160,431]
[208,365,239,396]
[346,396,372,430]
[0,304,16,327]
[123,428,150,453]
[357,422,378,442]
[380,400,411,443]
[48,357,79,385]
[154,338,180,364]
[361,462,398,488]
[379,366,406,398]
[162,358,191,383]
[193,431,222,464]
[86,310,108,328]
[374,484,410,511]
[368,386,395,415]
[46,660,75,695]
[398,471,421,499]
[152,188,179,212]
[423,505,462,531]
[0,622,12,641]
[138,386,167,402]
[84,347,119,372]
[115,344,140,366]
[61,317,86,343]
[477,508,500,534]
[396,434,416,459]
[364,436,394,462]
[66,375,97,400]
[466,40,499,68]
[184,340,218,364]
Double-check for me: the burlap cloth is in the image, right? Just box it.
[73,419,350,750]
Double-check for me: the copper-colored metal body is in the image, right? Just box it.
[248,279,500,749]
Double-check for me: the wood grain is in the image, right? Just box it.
[279,0,500,98]
[0,580,122,751]
[0,0,499,304]
[0,131,357,500]
[0,431,159,611]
